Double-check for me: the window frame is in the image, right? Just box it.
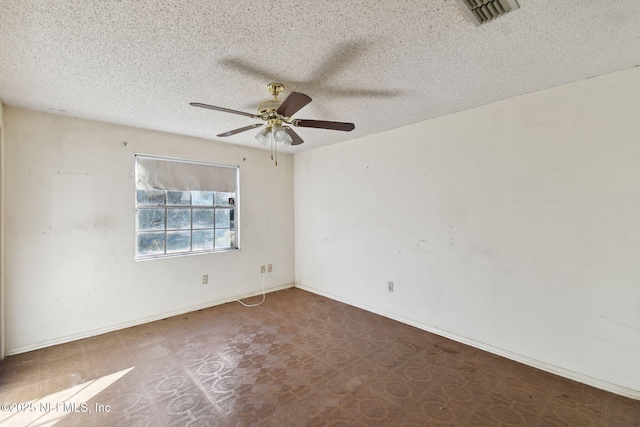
[134,154,240,261]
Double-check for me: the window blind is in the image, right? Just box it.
[135,155,237,193]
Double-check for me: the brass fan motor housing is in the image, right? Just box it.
[257,99,282,115]
[258,83,286,116]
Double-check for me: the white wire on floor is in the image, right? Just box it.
[236,271,266,307]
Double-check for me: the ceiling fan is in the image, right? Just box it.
[190,83,354,164]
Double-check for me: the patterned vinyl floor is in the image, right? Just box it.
[0,288,638,426]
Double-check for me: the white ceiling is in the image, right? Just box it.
[1,1,639,153]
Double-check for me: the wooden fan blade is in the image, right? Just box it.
[217,123,264,137]
[285,127,304,146]
[276,92,312,117]
[293,119,355,131]
[190,102,260,119]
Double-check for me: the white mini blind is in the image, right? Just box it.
[135,155,238,192]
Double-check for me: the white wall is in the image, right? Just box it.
[294,67,640,397]
[0,100,5,358]
[4,107,294,354]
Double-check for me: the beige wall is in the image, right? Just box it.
[3,107,295,354]
[294,67,640,398]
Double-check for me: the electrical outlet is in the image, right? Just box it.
[388,281,394,292]
[202,274,208,285]
[267,264,272,272]
[261,265,266,273]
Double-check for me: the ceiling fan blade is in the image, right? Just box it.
[217,123,264,137]
[293,119,355,132]
[276,92,312,117]
[285,127,304,146]
[190,102,260,119]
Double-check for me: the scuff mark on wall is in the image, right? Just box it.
[414,239,431,252]
[597,314,640,332]
[319,237,337,244]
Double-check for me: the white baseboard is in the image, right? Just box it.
[6,283,294,356]
[294,283,640,401]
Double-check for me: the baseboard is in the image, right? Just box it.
[6,283,294,356]
[294,283,640,401]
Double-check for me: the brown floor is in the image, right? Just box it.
[0,288,638,427]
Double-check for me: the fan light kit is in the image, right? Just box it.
[191,83,355,165]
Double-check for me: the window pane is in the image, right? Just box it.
[192,191,214,206]
[137,232,165,255]
[215,209,232,228]
[137,208,165,231]
[193,209,214,228]
[214,192,235,207]
[193,230,214,251]
[167,208,190,229]
[137,189,165,205]
[167,191,190,205]
[167,231,191,253]
[215,229,232,249]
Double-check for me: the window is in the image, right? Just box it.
[135,155,239,260]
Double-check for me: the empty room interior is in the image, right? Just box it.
[1,1,639,426]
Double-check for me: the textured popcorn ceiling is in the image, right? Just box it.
[1,1,639,153]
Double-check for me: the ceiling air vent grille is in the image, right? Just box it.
[455,0,520,26]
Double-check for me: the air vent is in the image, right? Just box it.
[455,0,520,26]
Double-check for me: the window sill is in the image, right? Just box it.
[135,247,241,262]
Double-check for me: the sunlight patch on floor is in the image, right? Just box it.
[0,367,134,427]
